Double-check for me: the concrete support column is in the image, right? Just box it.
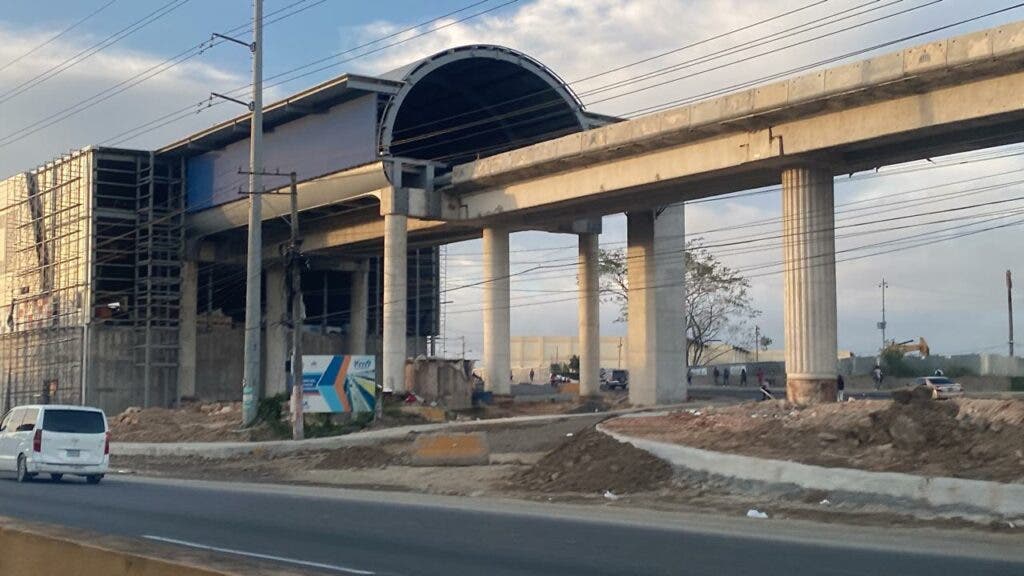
[177,260,198,400]
[782,165,839,405]
[578,233,600,396]
[264,263,288,396]
[349,260,369,354]
[482,227,511,395]
[626,206,688,405]
[383,213,408,393]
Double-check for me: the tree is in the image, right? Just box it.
[598,238,760,366]
[759,336,773,351]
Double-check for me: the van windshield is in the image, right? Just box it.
[42,410,106,434]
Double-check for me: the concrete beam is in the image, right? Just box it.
[452,21,1024,194]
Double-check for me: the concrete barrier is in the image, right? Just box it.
[599,422,1024,519]
[0,517,295,575]
[411,432,490,466]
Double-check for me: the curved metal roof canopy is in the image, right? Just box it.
[378,45,589,167]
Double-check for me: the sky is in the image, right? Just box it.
[1,0,1022,361]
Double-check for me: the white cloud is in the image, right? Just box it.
[381,0,1024,358]
[0,22,248,176]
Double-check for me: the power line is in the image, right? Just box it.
[0,0,192,105]
[0,0,119,75]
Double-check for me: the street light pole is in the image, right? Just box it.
[241,0,264,426]
[1008,270,1015,357]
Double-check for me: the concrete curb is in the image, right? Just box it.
[112,403,685,458]
[598,422,1024,518]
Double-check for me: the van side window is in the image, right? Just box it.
[17,409,39,432]
[5,410,23,433]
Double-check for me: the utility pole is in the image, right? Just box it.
[1008,270,1015,357]
[288,173,303,440]
[754,326,760,362]
[877,278,888,351]
[617,337,623,368]
[241,0,263,426]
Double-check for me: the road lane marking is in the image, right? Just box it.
[142,534,375,575]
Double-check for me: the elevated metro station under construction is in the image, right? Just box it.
[0,45,610,413]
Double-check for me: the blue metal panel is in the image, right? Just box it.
[186,94,378,212]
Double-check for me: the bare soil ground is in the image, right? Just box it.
[603,395,1024,483]
[109,395,619,444]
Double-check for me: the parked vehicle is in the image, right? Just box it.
[603,369,629,391]
[912,376,964,400]
[0,405,109,484]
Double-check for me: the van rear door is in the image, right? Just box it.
[40,409,106,465]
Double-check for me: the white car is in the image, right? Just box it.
[913,376,964,400]
[0,405,109,484]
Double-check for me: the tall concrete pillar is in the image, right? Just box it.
[349,260,369,355]
[178,260,198,400]
[483,226,511,394]
[782,165,838,405]
[264,263,288,396]
[626,206,688,405]
[383,213,408,393]
[578,233,600,396]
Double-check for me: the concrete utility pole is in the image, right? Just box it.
[754,326,760,362]
[877,278,888,351]
[242,0,264,426]
[1008,270,1015,357]
[288,173,303,440]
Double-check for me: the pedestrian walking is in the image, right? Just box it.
[837,374,845,402]
[529,368,535,383]
[871,365,884,390]
[713,366,720,385]
[756,367,764,386]
[740,368,747,386]
[723,367,731,386]
[686,368,693,386]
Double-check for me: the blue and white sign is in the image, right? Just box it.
[301,355,376,413]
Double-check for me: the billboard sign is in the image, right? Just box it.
[301,355,376,413]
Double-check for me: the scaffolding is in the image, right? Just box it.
[0,150,90,411]
[133,153,184,407]
[0,147,185,412]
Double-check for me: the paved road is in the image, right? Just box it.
[0,475,1020,575]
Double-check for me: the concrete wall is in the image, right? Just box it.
[839,354,1024,377]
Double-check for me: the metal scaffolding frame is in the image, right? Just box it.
[0,147,185,412]
[0,150,90,411]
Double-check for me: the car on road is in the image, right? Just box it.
[0,405,109,484]
[601,369,629,391]
[912,376,964,400]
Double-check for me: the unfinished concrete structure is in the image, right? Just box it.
[6,22,1024,411]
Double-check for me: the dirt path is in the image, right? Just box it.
[603,397,1024,483]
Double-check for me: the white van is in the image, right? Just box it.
[0,405,109,484]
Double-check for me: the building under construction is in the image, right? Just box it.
[0,44,604,413]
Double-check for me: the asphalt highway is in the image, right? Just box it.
[0,474,1019,575]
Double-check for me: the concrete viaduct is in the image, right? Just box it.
[177,21,1024,406]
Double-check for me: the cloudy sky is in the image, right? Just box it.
[1,0,1022,360]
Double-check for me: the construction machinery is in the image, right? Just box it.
[883,337,930,358]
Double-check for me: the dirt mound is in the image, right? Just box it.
[604,398,1024,483]
[513,428,672,494]
[110,402,253,443]
[315,445,398,469]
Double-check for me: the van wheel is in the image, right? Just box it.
[86,475,103,485]
[50,473,63,482]
[16,456,30,483]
